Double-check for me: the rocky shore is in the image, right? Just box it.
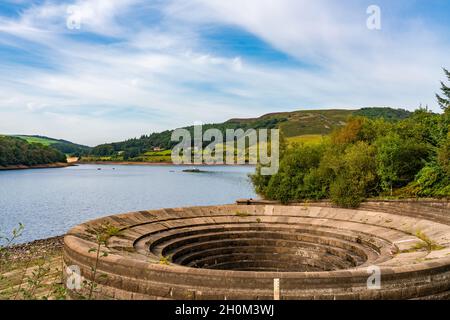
[0,236,64,265]
[0,163,73,171]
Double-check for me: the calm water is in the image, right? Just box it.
[0,165,256,243]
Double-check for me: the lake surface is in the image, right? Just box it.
[0,164,256,243]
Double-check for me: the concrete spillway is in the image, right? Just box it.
[63,200,450,299]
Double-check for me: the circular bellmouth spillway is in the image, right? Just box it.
[64,200,450,300]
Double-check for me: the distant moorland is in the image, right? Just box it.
[82,107,412,163]
[0,107,414,166]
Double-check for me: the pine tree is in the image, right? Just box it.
[436,68,450,111]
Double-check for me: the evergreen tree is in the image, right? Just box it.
[436,68,450,111]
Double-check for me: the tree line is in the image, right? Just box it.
[0,136,67,167]
[87,110,408,160]
[88,118,288,158]
[252,69,450,207]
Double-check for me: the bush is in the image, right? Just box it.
[254,143,325,203]
[438,134,450,175]
[375,133,430,194]
[400,164,450,198]
[330,175,365,208]
[329,142,377,207]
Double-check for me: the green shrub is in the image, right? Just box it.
[375,133,430,194]
[330,175,365,208]
[438,134,450,175]
[257,143,325,203]
[400,164,450,197]
[329,142,377,207]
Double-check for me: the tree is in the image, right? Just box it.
[329,142,377,207]
[436,68,450,111]
[91,144,115,156]
[375,134,400,195]
[255,143,325,203]
[375,133,429,195]
[331,117,367,145]
[438,133,450,175]
[123,147,140,160]
[0,136,66,166]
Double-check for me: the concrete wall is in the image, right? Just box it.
[64,201,450,300]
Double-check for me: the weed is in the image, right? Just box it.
[0,223,24,258]
[0,223,24,300]
[159,255,171,265]
[18,261,51,300]
[84,222,121,299]
[415,231,445,251]
[0,224,68,300]
[235,211,251,217]
[402,230,445,253]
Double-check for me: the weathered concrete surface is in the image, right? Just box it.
[63,200,450,300]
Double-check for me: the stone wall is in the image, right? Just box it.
[64,201,450,300]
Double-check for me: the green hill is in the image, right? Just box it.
[0,136,67,167]
[85,107,412,162]
[12,135,58,146]
[227,109,352,137]
[227,107,411,136]
[11,135,91,156]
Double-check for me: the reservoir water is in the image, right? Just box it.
[0,164,256,243]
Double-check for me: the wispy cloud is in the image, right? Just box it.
[0,0,448,145]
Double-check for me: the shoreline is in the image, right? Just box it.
[77,161,256,167]
[2,198,448,266]
[0,235,64,265]
[0,162,73,171]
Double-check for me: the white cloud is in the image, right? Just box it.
[166,0,449,105]
[0,0,448,145]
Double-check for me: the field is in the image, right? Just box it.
[286,134,325,145]
[82,136,329,164]
[81,149,173,163]
[13,135,59,146]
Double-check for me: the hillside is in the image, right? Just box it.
[0,136,67,168]
[11,135,91,156]
[252,107,450,206]
[353,107,412,121]
[85,107,412,162]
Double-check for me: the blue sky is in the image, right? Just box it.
[0,0,449,145]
